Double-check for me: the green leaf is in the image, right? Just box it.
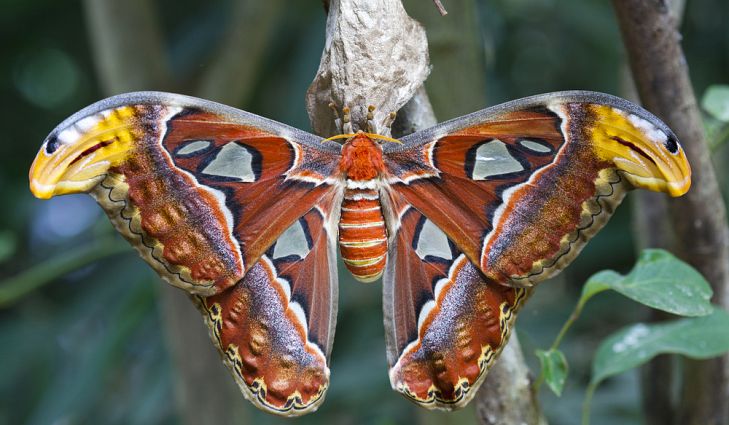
[591,306,729,386]
[702,84,729,122]
[583,307,729,424]
[536,349,568,396]
[581,249,712,317]
[579,270,616,303]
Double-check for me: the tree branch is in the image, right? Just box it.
[613,1,729,424]
[622,1,684,422]
[391,85,437,137]
[476,338,547,425]
[432,0,448,16]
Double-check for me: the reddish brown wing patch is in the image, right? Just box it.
[387,109,566,277]
[106,107,340,415]
[95,106,340,297]
[388,106,625,287]
[195,205,337,416]
[265,202,337,353]
[114,149,242,293]
[162,110,340,275]
[92,106,243,295]
[478,121,617,285]
[384,205,527,408]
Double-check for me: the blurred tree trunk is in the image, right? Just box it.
[156,285,247,425]
[84,0,172,94]
[405,0,487,119]
[613,1,729,424]
[195,1,284,106]
[83,1,283,424]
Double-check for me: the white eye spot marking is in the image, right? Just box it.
[202,142,257,181]
[415,219,452,261]
[519,139,551,153]
[176,140,211,156]
[471,139,524,180]
[75,115,102,132]
[273,220,310,260]
[627,113,667,144]
[57,127,82,145]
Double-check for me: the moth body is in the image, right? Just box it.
[338,133,389,282]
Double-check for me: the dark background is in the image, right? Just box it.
[1,0,727,424]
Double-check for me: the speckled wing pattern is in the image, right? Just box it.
[194,199,339,414]
[381,92,690,408]
[383,203,527,408]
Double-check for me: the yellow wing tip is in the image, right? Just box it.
[668,175,691,197]
[29,181,53,199]
[589,104,692,197]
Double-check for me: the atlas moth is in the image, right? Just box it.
[29,91,690,416]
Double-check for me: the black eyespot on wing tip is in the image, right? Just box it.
[665,133,679,154]
[45,135,60,154]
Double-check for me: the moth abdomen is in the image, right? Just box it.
[338,186,388,282]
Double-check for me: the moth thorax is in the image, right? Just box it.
[338,187,388,283]
[339,134,385,181]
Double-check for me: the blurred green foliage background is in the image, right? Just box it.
[1,0,727,424]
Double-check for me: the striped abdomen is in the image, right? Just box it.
[338,186,388,282]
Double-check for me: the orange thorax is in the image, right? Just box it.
[339,134,385,181]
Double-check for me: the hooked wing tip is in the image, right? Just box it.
[585,104,692,197]
[28,106,146,199]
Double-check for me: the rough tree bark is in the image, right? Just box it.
[308,1,545,424]
[613,1,729,424]
[624,2,685,424]
[475,338,547,425]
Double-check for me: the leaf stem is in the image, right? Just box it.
[534,295,591,390]
[0,238,130,308]
[551,296,589,351]
[582,381,598,425]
